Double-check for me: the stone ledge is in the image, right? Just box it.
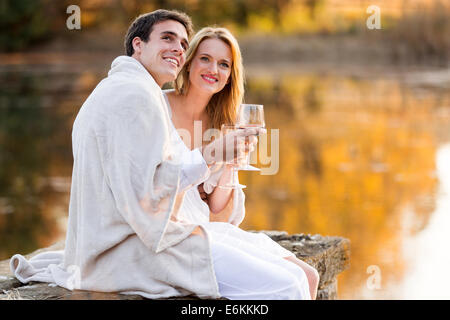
[0,231,350,300]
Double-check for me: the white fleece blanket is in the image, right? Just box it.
[10,251,75,288]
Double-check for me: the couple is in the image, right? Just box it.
[10,9,319,300]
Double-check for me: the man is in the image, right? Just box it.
[11,9,259,299]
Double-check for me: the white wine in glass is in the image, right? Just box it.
[216,124,246,189]
[236,104,265,171]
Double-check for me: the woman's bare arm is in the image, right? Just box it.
[211,165,235,210]
[198,165,235,221]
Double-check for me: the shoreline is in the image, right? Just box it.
[2,30,449,67]
[1,30,449,92]
[1,52,448,92]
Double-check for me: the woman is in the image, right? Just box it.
[163,27,320,300]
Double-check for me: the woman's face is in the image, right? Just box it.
[188,38,232,96]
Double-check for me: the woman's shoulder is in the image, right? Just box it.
[161,89,177,118]
[161,89,178,106]
[162,88,176,96]
[162,89,183,111]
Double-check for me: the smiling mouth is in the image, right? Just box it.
[201,75,218,83]
[163,57,179,68]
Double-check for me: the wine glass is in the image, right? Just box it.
[216,124,246,189]
[236,104,265,171]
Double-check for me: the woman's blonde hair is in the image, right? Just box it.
[174,27,244,129]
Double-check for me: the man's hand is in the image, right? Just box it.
[201,128,265,165]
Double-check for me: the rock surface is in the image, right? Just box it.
[0,231,350,300]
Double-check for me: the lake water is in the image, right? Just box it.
[1,54,449,299]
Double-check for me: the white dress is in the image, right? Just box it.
[163,92,311,300]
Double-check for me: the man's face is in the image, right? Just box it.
[132,20,188,87]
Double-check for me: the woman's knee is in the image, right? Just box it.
[281,258,310,285]
[288,257,320,288]
[305,265,320,287]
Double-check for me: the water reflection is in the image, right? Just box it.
[239,71,450,299]
[0,70,73,259]
[395,144,450,299]
[1,63,450,299]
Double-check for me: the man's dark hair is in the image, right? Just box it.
[124,9,194,56]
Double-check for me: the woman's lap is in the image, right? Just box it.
[205,222,295,258]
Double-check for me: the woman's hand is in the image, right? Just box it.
[201,128,263,165]
[198,183,209,205]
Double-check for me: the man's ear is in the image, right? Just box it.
[132,37,142,55]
